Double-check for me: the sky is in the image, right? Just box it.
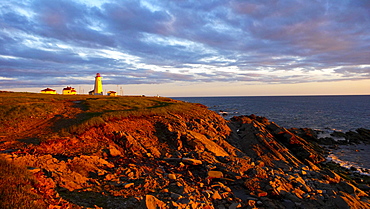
[0,0,369,97]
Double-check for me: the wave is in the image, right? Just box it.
[326,144,370,176]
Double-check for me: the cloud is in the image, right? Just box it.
[0,0,369,91]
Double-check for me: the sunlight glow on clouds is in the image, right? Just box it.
[0,0,369,96]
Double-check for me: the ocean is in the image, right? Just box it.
[174,95,370,175]
[174,95,370,132]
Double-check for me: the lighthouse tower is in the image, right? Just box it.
[93,73,103,95]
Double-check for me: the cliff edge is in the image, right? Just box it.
[0,92,369,208]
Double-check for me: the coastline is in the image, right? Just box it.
[326,144,370,176]
[1,92,370,208]
[174,95,370,132]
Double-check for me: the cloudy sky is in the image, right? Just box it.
[0,0,369,96]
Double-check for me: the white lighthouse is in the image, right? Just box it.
[90,73,103,95]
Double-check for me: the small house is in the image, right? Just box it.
[62,86,77,95]
[107,91,117,96]
[41,88,57,94]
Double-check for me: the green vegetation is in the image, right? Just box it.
[0,156,45,209]
[64,95,197,134]
[0,92,202,136]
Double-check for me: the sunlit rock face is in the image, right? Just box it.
[1,97,370,209]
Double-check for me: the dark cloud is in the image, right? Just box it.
[0,0,369,90]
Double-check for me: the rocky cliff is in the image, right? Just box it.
[1,94,369,208]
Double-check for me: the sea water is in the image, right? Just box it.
[174,95,370,175]
[174,95,370,131]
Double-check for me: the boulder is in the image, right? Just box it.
[168,173,177,180]
[107,145,122,157]
[185,131,230,157]
[207,170,224,179]
[145,195,167,209]
[181,158,203,165]
[212,191,222,200]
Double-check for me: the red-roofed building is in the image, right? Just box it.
[107,91,117,96]
[62,86,77,95]
[41,88,57,94]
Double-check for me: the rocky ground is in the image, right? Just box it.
[1,98,370,208]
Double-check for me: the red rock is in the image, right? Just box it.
[168,173,177,180]
[145,195,166,209]
[123,182,134,188]
[247,200,256,206]
[104,173,116,181]
[108,146,122,157]
[207,170,224,179]
[257,191,268,197]
[212,191,222,200]
[181,158,202,165]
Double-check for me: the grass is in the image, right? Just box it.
[0,92,203,136]
[65,96,196,134]
[0,155,46,209]
[0,92,69,133]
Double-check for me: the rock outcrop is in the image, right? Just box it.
[1,100,370,208]
[330,128,370,144]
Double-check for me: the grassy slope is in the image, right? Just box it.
[0,92,208,207]
[0,92,202,141]
[0,155,46,209]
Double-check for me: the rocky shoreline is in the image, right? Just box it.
[1,100,370,208]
